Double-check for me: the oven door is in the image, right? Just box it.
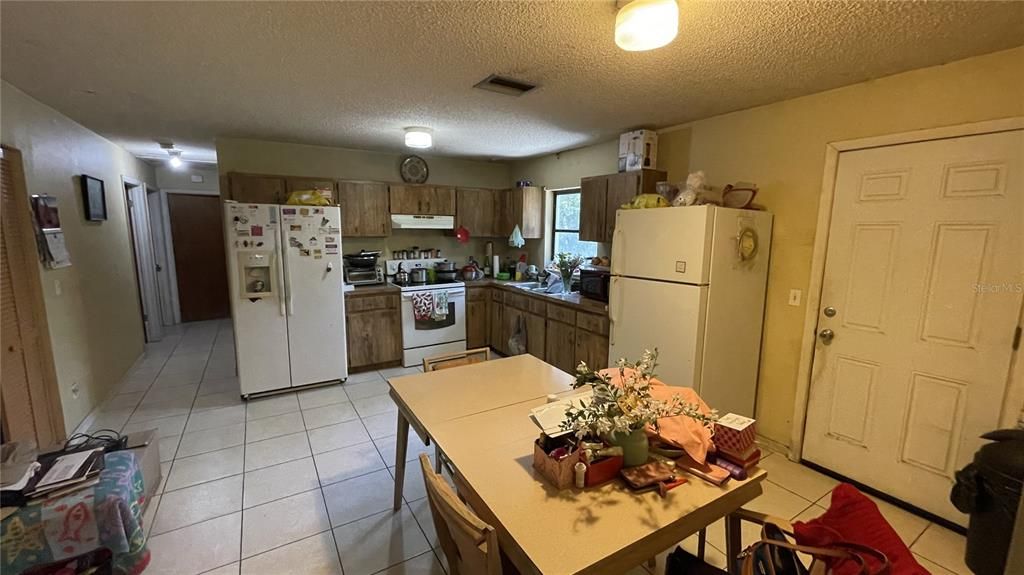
[400,287,466,348]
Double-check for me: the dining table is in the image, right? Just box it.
[386,354,767,575]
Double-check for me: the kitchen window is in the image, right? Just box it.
[551,189,598,259]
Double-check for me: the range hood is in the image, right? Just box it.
[390,214,455,230]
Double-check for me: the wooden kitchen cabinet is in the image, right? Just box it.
[389,185,456,215]
[579,169,667,243]
[523,311,546,361]
[466,287,489,349]
[456,188,500,237]
[575,328,609,373]
[338,181,390,237]
[285,177,337,203]
[226,172,287,204]
[579,176,608,242]
[498,186,544,239]
[545,318,577,374]
[345,292,402,371]
[489,289,505,354]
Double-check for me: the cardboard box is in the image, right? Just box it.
[714,413,757,454]
[618,129,658,172]
[533,439,579,490]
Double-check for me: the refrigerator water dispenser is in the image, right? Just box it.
[238,251,277,299]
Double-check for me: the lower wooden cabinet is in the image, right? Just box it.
[466,287,489,349]
[545,319,576,374]
[473,286,609,373]
[345,292,402,371]
[575,328,609,373]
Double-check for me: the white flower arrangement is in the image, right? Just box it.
[561,349,717,439]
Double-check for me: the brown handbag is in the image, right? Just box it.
[740,524,892,575]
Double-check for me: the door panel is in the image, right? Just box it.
[126,184,163,341]
[803,130,1023,524]
[281,206,347,386]
[608,276,707,390]
[168,194,230,321]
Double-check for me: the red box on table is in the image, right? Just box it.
[714,413,756,454]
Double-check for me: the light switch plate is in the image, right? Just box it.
[54,279,62,296]
[788,289,802,307]
[675,261,686,273]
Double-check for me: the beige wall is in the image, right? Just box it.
[217,137,511,188]
[155,164,220,194]
[216,137,532,268]
[2,81,157,432]
[511,47,1024,447]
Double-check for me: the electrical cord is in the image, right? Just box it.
[61,429,126,454]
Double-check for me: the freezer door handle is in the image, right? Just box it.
[280,229,294,317]
[608,277,621,346]
[611,228,624,275]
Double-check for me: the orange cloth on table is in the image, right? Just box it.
[598,367,714,464]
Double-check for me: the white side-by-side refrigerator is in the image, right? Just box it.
[224,203,347,396]
[608,205,773,417]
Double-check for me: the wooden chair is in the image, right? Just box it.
[422,347,491,472]
[422,347,491,372]
[419,453,503,575]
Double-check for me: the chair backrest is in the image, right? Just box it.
[418,453,502,575]
[422,347,491,372]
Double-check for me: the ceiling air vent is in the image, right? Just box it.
[474,74,536,97]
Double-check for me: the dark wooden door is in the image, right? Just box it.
[168,194,230,322]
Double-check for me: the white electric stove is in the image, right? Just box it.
[384,259,467,366]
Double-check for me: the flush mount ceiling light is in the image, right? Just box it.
[615,0,679,52]
[168,149,184,169]
[404,127,433,149]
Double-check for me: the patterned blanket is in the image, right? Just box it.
[1,451,150,575]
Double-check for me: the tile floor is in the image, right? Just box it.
[81,320,970,575]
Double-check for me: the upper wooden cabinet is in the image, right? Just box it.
[226,173,287,204]
[501,186,543,239]
[579,169,667,243]
[579,176,608,243]
[338,181,390,237]
[389,185,456,215]
[285,177,337,204]
[456,188,501,237]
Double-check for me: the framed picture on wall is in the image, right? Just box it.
[81,174,107,221]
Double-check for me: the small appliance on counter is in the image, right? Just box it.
[579,265,611,302]
[343,250,384,286]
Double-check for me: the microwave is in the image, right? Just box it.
[578,265,611,302]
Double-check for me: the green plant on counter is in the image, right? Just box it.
[553,252,584,293]
[562,349,718,439]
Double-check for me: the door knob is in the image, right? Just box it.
[823,306,836,317]
[818,329,835,344]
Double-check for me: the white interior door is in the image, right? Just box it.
[803,130,1023,524]
[125,180,163,342]
[281,206,347,386]
[608,276,707,392]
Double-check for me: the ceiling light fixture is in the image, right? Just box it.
[168,150,184,169]
[404,127,433,149]
[615,0,679,52]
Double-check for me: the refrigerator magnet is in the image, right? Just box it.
[290,224,302,231]
[282,208,296,215]
[251,225,263,237]
[300,208,310,216]
[325,236,336,242]
[299,249,311,257]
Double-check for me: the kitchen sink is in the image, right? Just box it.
[508,281,545,290]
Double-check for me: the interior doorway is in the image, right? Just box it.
[798,124,1023,526]
[123,176,164,342]
[167,192,229,322]
[0,145,65,445]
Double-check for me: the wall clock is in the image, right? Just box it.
[400,155,429,184]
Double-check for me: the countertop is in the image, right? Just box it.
[463,278,609,315]
[345,278,607,315]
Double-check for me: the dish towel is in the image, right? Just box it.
[412,292,433,321]
[432,290,449,320]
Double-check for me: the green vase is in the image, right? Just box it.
[607,428,649,467]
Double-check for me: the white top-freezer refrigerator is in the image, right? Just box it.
[224,203,348,396]
[608,205,772,417]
